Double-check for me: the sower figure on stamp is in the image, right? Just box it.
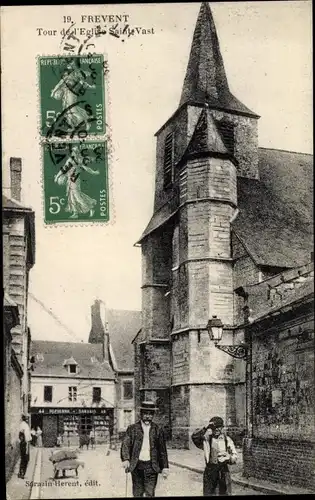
[192,416,237,496]
[51,60,96,131]
[121,400,169,497]
[54,146,99,219]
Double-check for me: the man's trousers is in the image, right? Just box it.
[203,462,232,496]
[131,460,158,497]
[19,453,30,478]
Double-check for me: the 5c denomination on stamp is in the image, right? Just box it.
[39,55,105,138]
[43,140,109,223]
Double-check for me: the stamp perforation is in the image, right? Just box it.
[36,50,115,227]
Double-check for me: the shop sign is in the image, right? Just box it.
[30,407,110,415]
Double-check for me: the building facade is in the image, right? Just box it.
[29,301,141,447]
[3,157,36,480]
[88,300,141,437]
[30,341,116,447]
[134,2,313,447]
[240,262,314,490]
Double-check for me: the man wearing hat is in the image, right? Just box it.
[121,400,169,497]
[191,416,237,496]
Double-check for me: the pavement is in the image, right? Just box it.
[167,447,315,496]
[35,446,262,498]
[167,446,244,476]
[6,444,315,497]
[6,444,39,500]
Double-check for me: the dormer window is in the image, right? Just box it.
[69,364,77,374]
[163,132,174,188]
[63,356,79,375]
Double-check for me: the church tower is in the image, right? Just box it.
[135,2,260,446]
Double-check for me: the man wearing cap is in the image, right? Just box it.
[121,400,169,497]
[192,416,237,496]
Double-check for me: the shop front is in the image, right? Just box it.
[30,407,114,448]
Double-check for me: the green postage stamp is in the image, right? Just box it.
[39,55,105,138]
[43,141,109,223]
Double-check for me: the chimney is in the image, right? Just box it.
[88,299,109,361]
[100,301,110,362]
[10,157,22,201]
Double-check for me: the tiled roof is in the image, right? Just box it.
[106,309,141,372]
[2,195,32,211]
[136,201,177,244]
[242,262,314,324]
[31,340,115,379]
[137,147,313,267]
[185,107,229,157]
[233,148,313,268]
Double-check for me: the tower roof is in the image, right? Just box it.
[179,2,259,118]
[186,106,228,156]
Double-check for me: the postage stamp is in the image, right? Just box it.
[43,140,109,223]
[39,55,105,138]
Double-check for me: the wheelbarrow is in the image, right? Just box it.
[53,458,85,479]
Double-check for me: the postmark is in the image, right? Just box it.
[43,140,109,223]
[39,55,105,138]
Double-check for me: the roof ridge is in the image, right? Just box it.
[2,194,33,210]
[106,308,141,313]
[259,147,313,156]
[31,340,92,345]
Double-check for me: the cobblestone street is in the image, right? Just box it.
[37,446,264,498]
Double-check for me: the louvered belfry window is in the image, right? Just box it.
[163,132,174,188]
[216,119,235,154]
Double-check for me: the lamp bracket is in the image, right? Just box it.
[215,344,248,360]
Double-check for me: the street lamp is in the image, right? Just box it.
[206,315,248,360]
[207,316,223,344]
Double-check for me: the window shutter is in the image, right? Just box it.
[163,132,174,187]
[216,120,235,154]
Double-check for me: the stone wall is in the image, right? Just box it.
[243,437,315,490]
[5,358,22,482]
[172,333,189,385]
[141,343,171,389]
[141,226,173,340]
[211,110,259,180]
[3,213,30,413]
[189,330,242,384]
[244,287,314,489]
[171,385,190,448]
[133,338,143,420]
[251,317,314,440]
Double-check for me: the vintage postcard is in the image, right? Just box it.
[2,2,313,499]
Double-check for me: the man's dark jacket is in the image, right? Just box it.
[121,421,169,473]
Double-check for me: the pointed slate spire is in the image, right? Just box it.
[180,2,258,117]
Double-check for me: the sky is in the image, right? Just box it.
[1,2,312,343]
